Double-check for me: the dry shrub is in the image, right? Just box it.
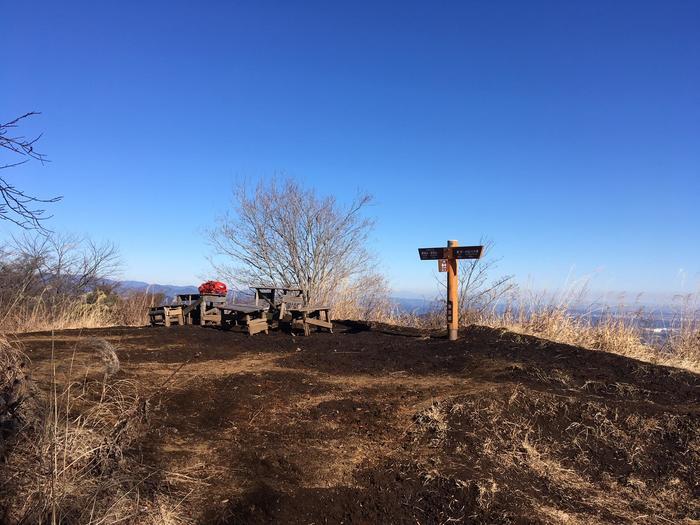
[0,233,165,333]
[0,338,193,524]
[210,178,380,308]
[104,290,165,327]
[0,338,35,458]
[1,294,111,333]
[329,273,397,322]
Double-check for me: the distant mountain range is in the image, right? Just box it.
[113,280,199,297]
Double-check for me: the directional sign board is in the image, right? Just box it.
[419,246,483,260]
[418,241,486,341]
[452,245,484,259]
[418,247,446,260]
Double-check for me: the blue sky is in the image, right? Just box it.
[4,1,699,299]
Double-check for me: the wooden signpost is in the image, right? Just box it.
[418,240,484,341]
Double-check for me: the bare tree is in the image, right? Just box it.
[458,239,517,323]
[10,233,121,295]
[209,179,386,311]
[0,234,119,305]
[0,233,121,331]
[435,238,516,325]
[0,112,61,230]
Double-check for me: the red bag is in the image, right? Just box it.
[198,281,227,296]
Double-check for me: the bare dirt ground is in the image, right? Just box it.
[17,323,700,524]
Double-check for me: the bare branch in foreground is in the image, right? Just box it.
[0,112,62,231]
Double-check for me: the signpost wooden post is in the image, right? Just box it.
[418,240,484,341]
[446,240,459,341]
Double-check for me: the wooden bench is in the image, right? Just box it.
[287,305,333,336]
[148,305,185,326]
[173,294,203,325]
[218,304,269,335]
[149,293,226,327]
[200,294,226,325]
[278,295,332,336]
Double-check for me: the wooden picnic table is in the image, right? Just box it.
[284,304,333,336]
[148,284,332,336]
[218,303,269,335]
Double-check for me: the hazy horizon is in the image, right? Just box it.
[114,277,695,308]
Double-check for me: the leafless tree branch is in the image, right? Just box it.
[0,112,62,231]
[434,238,517,325]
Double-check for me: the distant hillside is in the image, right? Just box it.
[113,280,199,298]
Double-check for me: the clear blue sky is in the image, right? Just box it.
[4,1,699,299]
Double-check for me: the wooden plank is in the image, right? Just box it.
[201,294,227,302]
[247,320,269,335]
[183,298,202,315]
[251,284,302,291]
[176,293,201,301]
[218,304,266,314]
[287,306,330,313]
[305,318,333,329]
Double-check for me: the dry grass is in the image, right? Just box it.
[0,336,35,458]
[1,290,161,333]
[413,402,448,446]
[388,289,700,374]
[411,386,699,523]
[487,292,700,374]
[0,337,196,524]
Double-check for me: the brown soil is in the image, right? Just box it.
[17,323,700,524]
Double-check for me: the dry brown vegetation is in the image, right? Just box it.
[0,233,163,333]
[6,324,698,524]
[389,288,700,375]
[490,299,700,374]
[0,337,195,524]
[1,289,162,333]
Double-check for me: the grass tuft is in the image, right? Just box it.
[0,337,194,525]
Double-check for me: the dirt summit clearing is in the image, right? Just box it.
[17,322,700,524]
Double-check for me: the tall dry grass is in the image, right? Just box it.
[485,290,700,374]
[1,290,162,334]
[0,337,195,524]
[387,287,700,374]
[328,274,397,322]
